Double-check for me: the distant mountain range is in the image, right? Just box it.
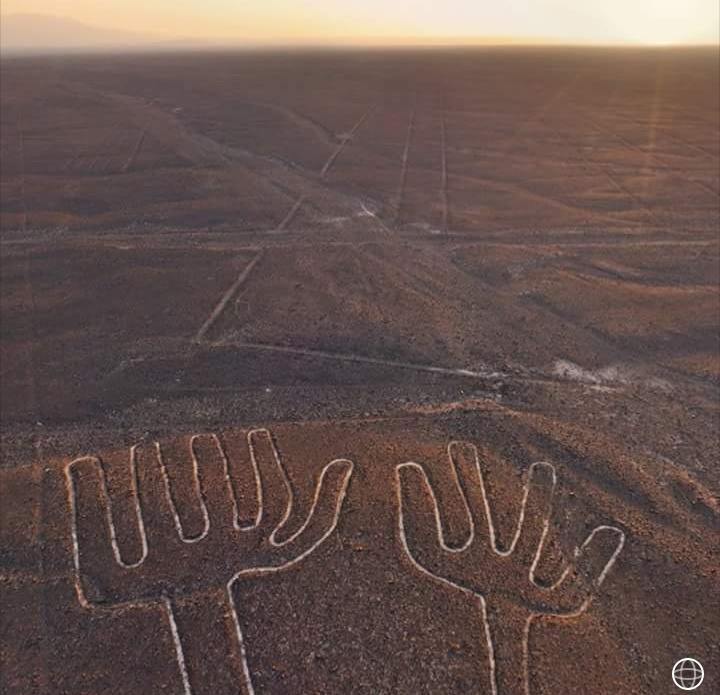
[0,14,209,53]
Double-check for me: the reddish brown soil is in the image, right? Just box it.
[1,48,718,694]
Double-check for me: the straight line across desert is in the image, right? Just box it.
[0,2,718,694]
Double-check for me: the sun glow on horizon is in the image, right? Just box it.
[1,0,718,47]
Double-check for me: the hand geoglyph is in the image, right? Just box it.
[67,432,625,694]
[66,428,354,695]
[397,441,625,695]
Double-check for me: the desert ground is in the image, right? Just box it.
[1,48,718,694]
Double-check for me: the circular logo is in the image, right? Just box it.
[672,658,704,691]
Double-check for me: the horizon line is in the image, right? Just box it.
[3,41,719,56]
[1,12,718,51]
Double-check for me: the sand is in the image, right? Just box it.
[1,48,718,694]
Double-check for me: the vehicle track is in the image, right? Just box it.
[386,157,639,228]
[274,195,307,233]
[394,106,416,228]
[615,114,719,162]
[440,111,449,235]
[194,251,264,343]
[320,108,375,178]
[18,129,28,234]
[575,108,720,199]
[275,108,376,232]
[122,130,147,173]
[243,101,340,146]
[541,119,666,229]
[209,339,507,380]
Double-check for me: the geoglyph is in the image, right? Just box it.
[396,441,625,695]
[67,431,624,694]
[66,428,354,695]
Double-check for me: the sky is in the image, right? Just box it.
[2,0,719,46]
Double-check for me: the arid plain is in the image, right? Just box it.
[1,48,719,694]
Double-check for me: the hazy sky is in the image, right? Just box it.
[3,0,719,45]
